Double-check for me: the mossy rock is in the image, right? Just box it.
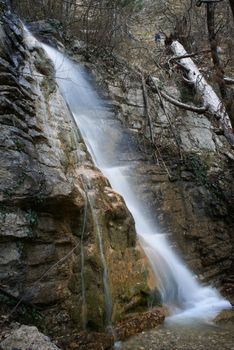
[85,288,105,331]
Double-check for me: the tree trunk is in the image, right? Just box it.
[229,0,234,19]
[0,0,10,12]
[206,4,227,99]
[206,2,234,123]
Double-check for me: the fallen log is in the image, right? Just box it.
[170,40,234,144]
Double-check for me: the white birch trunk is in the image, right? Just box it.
[170,40,233,139]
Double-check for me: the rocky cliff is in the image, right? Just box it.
[78,44,234,293]
[0,4,152,338]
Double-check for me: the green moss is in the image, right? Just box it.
[183,153,227,212]
[3,169,27,199]
[69,295,83,327]
[70,288,105,331]
[184,153,208,186]
[68,275,81,294]
[177,81,196,104]
[85,253,103,272]
[85,289,105,331]
[15,139,25,151]
[0,292,45,331]
[25,209,38,227]
[149,289,162,308]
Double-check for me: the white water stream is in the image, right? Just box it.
[32,38,230,324]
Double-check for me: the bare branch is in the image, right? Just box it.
[149,77,208,114]
[160,90,208,114]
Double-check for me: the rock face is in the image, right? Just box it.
[0,6,152,336]
[86,49,234,289]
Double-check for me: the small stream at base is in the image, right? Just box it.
[29,36,231,326]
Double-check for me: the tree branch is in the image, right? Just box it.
[224,76,234,85]
[149,77,208,114]
[161,90,207,114]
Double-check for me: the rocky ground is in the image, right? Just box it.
[121,316,234,350]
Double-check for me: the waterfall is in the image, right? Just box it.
[38,41,231,323]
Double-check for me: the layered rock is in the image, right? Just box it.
[0,5,152,337]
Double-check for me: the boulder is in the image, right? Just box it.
[0,325,61,350]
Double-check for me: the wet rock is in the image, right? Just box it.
[214,309,234,324]
[220,276,234,305]
[180,170,194,180]
[28,20,64,45]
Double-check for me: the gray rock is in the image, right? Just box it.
[72,39,86,51]
[0,242,20,265]
[180,113,216,151]
[1,325,61,350]
[127,88,144,107]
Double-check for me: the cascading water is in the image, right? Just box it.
[34,38,230,323]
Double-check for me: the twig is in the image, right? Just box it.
[141,74,154,143]
[148,76,183,159]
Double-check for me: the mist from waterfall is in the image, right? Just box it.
[40,41,231,324]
